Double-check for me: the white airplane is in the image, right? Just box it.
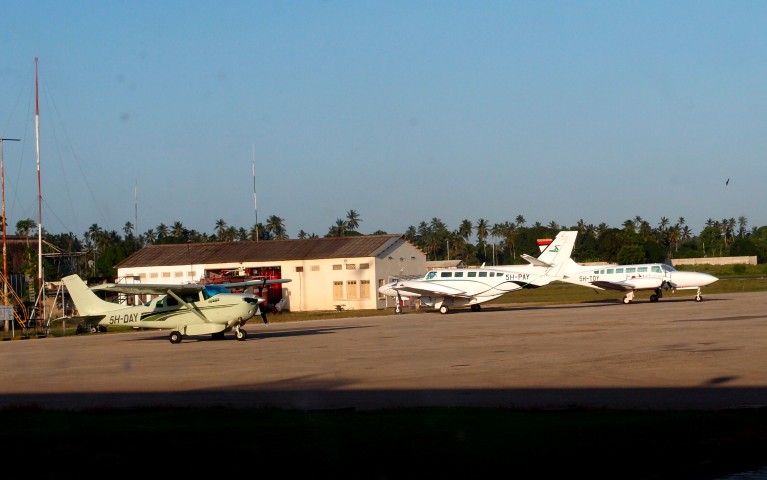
[560,261,718,303]
[379,230,579,314]
[60,274,291,343]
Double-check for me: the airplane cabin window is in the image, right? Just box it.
[454,272,464,277]
[616,268,624,273]
[468,272,477,277]
[638,267,648,272]
[607,269,614,274]
[626,268,636,273]
[478,272,487,277]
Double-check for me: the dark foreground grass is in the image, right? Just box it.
[4,405,767,479]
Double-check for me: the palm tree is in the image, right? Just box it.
[156,223,169,239]
[172,221,185,239]
[458,219,473,242]
[143,228,156,245]
[297,230,308,240]
[266,215,288,239]
[16,218,36,241]
[214,219,227,240]
[737,216,748,238]
[405,225,417,243]
[547,220,560,230]
[515,215,526,228]
[476,218,489,259]
[123,221,134,238]
[346,209,362,232]
[658,216,669,232]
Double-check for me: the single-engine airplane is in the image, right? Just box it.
[560,261,718,303]
[379,230,578,314]
[59,274,290,343]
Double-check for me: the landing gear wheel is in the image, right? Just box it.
[395,304,401,314]
[650,294,659,302]
[695,295,702,302]
[439,305,449,314]
[471,304,481,312]
[169,331,183,344]
[622,296,632,304]
[235,329,248,341]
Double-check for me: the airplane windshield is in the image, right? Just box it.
[661,264,677,272]
[203,285,230,299]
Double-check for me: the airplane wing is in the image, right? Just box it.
[221,278,291,289]
[89,278,291,295]
[89,283,204,295]
[591,277,664,292]
[390,280,467,297]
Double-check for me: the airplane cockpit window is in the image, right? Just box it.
[203,285,229,299]
[426,271,437,280]
[651,265,662,273]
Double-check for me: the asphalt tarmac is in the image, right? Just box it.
[2,291,767,412]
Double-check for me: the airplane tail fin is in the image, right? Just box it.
[536,230,578,278]
[61,274,120,316]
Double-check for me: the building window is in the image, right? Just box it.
[311,265,320,271]
[175,271,183,278]
[378,278,386,299]
[150,273,159,279]
[295,266,304,273]
[162,272,171,278]
[333,281,343,300]
[360,280,370,299]
[346,264,356,270]
[333,264,342,271]
[360,263,369,269]
[347,280,358,300]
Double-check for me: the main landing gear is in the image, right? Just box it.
[167,327,249,344]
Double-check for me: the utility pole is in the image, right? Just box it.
[0,138,20,334]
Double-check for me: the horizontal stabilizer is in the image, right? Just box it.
[521,253,552,268]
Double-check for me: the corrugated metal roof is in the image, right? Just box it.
[116,234,415,268]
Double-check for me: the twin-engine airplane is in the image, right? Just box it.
[379,230,578,314]
[560,261,718,303]
[60,274,290,344]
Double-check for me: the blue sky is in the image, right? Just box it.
[2,1,765,241]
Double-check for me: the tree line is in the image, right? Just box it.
[7,210,767,282]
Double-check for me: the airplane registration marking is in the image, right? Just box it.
[579,275,600,282]
[109,313,141,324]
[505,273,530,281]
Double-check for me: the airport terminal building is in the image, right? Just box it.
[114,235,426,312]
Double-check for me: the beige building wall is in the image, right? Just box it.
[116,240,426,313]
[671,256,757,266]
